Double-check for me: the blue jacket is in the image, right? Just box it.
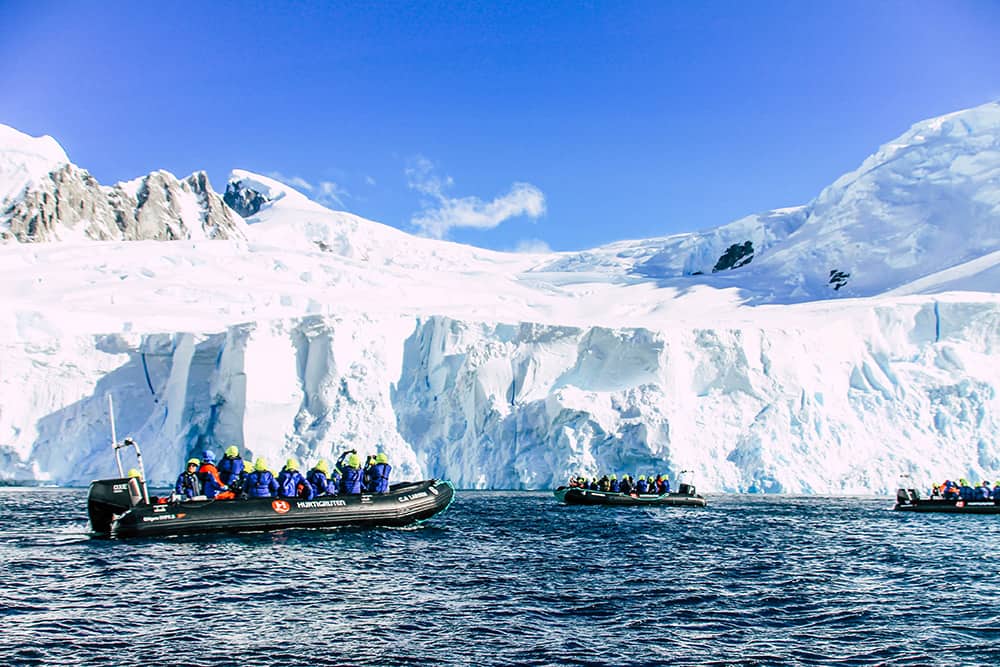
[365,462,392,493]
[959,485,974,500]
[244,470,278,498]
[974,486,991,501]
[307,469,337,496]
[198,464,228,499]
[277,469,314,499]
[992,486,1000,501]
[636,479,649,494]
[217,455,245,487]
[609,479,621,492]
[340,466,363,494]
[174,471,201,498]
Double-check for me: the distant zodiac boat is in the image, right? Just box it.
[553,483,707,507]
[893,488,1000,514]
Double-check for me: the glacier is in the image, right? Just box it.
[2,102,1000,493]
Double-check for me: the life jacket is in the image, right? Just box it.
[609,479,620,492]
[198,463,227,499]
[307,469,334,496]
[368,462,391,493]
[341,466,363,494]
[636,479,649,494]
[175,471,201,498]
[217,455,244,487]
[244,470,277,498]
[277,469,314,499]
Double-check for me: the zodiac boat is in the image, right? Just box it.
[893,488,1000,514]
[87,429,454,538]
[554,483,707,507]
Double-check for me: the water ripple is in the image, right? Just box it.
[2,488,1000,665]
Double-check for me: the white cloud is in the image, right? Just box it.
[267,172,314,193]
[315,181,349,209]
[406,156,546,239]
[266,172,348,209]
[513,238,552,254]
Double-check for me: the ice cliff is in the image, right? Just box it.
[1,103,999,492]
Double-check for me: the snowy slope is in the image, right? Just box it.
[0,124,68,206]
[1,103,999,491]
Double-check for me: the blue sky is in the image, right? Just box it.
[2,1,999,252]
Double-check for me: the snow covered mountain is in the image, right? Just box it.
[1,103,999,492]
[0,127,245,243]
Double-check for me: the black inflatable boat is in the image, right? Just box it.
[893,488,1000,514]
[89,476,455,538]
[554,483,706,508]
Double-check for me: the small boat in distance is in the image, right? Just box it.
[554,482,707,508]
[893,487,1000,514]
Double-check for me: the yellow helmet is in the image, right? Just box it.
[253,458,268,472]
[315,459,330,474]
[127,468,141,478]
[285,458,299,471]
[225,445,239,458]
[375,453,388,464]
[347,454,360,468]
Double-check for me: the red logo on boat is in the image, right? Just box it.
[956,501,965,508]
[271,500,291,514]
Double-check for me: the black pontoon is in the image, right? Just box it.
[893,488,1000,514]
[554,483,706,508]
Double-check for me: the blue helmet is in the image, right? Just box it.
[201,450,216,464]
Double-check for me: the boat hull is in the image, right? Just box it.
[97,479,454,538]
[894,498,1000,514]
[554,486,706,507]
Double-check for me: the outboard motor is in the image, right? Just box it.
[895,488,913,506]
[88,477,146,535]
[678,483,697,496]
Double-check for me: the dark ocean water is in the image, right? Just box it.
[1,488,999,667]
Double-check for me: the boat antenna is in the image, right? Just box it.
[108,394,122,477]
[108,394,150,504]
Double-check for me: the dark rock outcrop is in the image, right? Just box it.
[829,270,850,291]
[224,180,269,218]
[712,241,754,272]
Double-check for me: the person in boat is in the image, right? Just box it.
[609,474,620,492]
[958,478,974,500]
[619,474,633,494]
[992,481,1000,502]
[974,481,991,501]
[365,452,392,493]
[929,484,942,499]
[597,475,610,492]
[942,480,959,500]
[243,458,278,498]
[217,446,245,489]
[589,477,599,491]
[175,458,202,499]
[198,451,236,500]
[306,459,337,496]
[277,459,314,500]
[636,475,649,494]
[337,450,364,494]
[657,474,671,494]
